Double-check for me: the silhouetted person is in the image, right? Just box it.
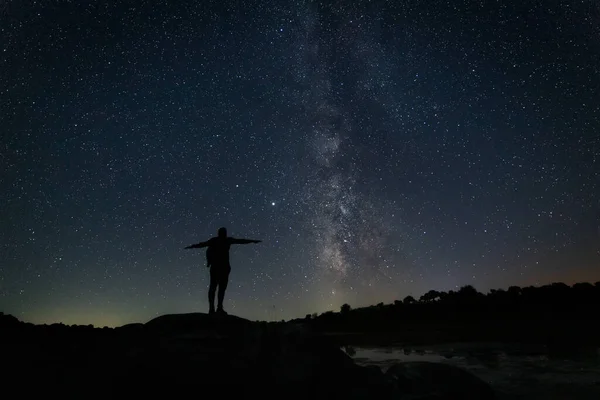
[185,227,261,315]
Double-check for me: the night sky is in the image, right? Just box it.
[1,0,599,327]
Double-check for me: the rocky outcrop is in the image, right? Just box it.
[385,361,497,399]
[0,312,20,328]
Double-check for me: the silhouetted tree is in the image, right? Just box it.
[573,282,594,292]
[507,286,521,297]
[420,290,441,303]
[573,282,595,303]
[521,285,539,303]
[438,291,449,301]
[341,303,351,314]
[457,285,479,297]
[550,282,570,291]
[403,295,416,305]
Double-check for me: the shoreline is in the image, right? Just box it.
[317,327,600,349]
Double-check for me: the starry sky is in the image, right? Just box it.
[1,0,599,327]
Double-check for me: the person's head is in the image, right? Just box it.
[218,227,227,238]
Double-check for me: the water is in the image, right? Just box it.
[344,343,600,399]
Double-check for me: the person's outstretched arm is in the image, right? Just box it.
[230,238,262,244]
[184,240,210,249]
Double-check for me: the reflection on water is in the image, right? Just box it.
[347,345,446,365]
[343,343,600,400]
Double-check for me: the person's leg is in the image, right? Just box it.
[216,268,231,312]
[208,268,217,314]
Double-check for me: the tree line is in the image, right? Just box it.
[297,282,600,344]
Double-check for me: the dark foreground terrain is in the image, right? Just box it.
[1,312,496,399]
[349,344,600,400]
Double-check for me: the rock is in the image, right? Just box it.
[0,312,21,329]
[145,312,253,334]
[244,320,389,397]
[385,361,496,400]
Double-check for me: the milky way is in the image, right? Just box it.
[288,3,405,309]
[1,0,599,326]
